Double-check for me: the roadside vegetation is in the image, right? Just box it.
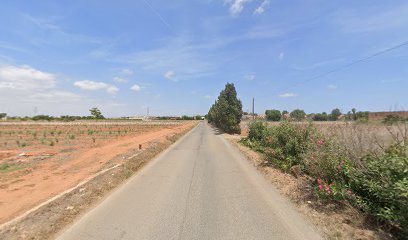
[241,120,408,238]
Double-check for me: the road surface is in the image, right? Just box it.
[58,122,322,240]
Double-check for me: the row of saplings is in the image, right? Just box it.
[241,121,407,238]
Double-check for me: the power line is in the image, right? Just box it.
[281,40,408,92]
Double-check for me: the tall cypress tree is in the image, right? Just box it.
[207,83,243,134]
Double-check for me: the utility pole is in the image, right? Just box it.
[252,98,255,120]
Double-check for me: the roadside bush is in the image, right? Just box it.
[245,121,317,171]
[247,120,268,142]
[349,143,408,232]
[242,120,407,236]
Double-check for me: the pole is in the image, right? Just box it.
[252,98,255,120]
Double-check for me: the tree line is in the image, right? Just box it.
[264,108,370,121]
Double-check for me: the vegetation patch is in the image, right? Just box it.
[241,120,408,238]
[0,163,25,173]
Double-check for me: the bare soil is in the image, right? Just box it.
[224,133,394,240]
[0,121,197,240]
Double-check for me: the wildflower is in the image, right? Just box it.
[317,179,323,191]
[324,183,331,194]
[347,189,352,195]
[317,139,325,147]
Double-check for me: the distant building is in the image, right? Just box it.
[128,116,151,121]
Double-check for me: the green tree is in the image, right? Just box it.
[329,108,341,121]
[0,113,7,119]
[356,111,369,121]
[312,112,328,121]
[265,109,281,121]
[290,109,306,121]
[352,108,357,120]
[207,83,243,134]
[89,107,105,119]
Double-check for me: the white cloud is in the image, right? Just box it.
[164,70,176,81]
[0,64,96,116]
[254,0,270,15]
[226,0,252,16]
[328,84,337,90]
[244,74,255,81]
[204,95,213,99]
[130,84,141,92]
[113,77,128,83]
[0,65,56,90]
[279,52,285,61]
[279,93,297,98]
[106,86,119,95]
[74,80,119,95]
[121,68,134,75]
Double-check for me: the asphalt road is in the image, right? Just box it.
[58,122,322,240]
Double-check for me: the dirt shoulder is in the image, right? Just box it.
[224,134,394,240]
[0,122,198,240]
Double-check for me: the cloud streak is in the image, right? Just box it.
[225,0,252,16]
[254,0,270,15]
[279,93,297,98]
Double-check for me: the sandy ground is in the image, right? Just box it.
[0,121,196,224]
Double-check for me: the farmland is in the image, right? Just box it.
[0,121,197,224]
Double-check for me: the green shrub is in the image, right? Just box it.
[242,121,407,235]
[265,109,281,121]
[247,120,268,142]
[383,115,407,125]
[349,144,408,231]
[270,122,316,170]
[290,109,306,121]
[245,121,317,171]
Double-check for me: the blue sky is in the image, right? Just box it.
[0,0,407,117]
